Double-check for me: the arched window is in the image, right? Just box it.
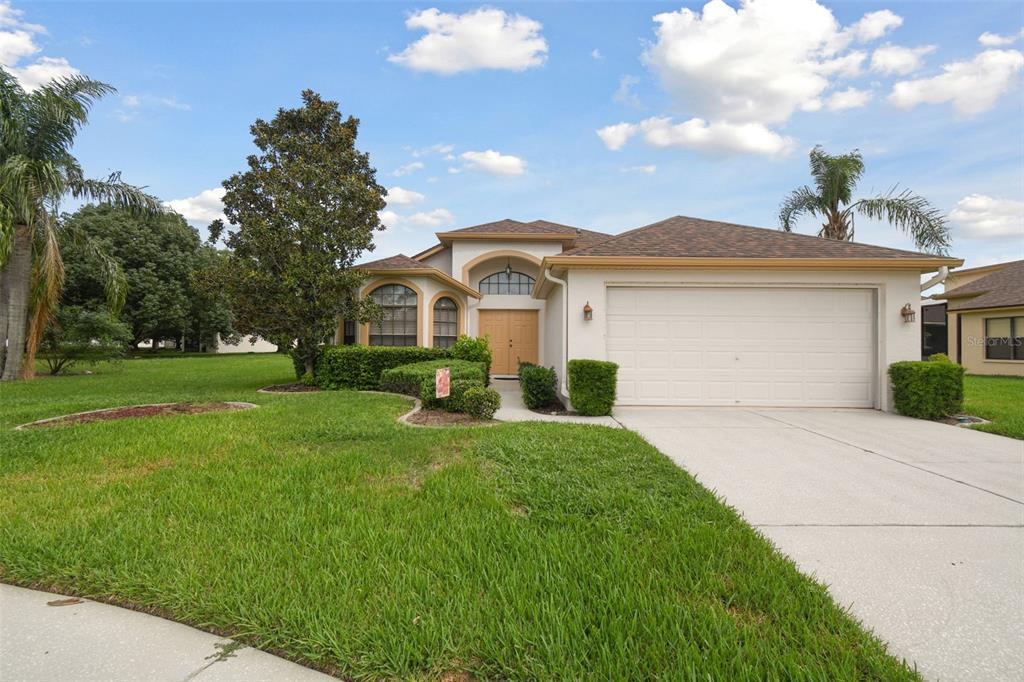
[479,271,535,295]
[369,284,417,346]
[432,297,459,348]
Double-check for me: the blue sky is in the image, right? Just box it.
[4,0,1022,268]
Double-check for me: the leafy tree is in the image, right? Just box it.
[60,204,234,348]
[779,146,950,254]
[206,90,386,375]
[38,305,132,375]
[0,70,161,380]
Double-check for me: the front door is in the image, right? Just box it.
[479,309,538,374]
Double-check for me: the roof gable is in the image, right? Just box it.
[944,260,1024,311]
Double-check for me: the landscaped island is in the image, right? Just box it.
[0,354,918,680]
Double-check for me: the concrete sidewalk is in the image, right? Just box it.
[615,406,1024,682]
[491,378,620,427]
[0,584,336,682]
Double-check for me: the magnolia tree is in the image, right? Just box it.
[206,90,386,376]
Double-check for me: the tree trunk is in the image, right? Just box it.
[1,225,33,381]
[0,256,11,371]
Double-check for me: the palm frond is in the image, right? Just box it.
[808,145,864,211]
[61,222,128,312]
[22,212,65,378]
[66,170,163,216]
[26,75,114,162]
[853,187,951,254]
[778,185,824,231]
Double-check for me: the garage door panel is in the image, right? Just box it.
[607,287,875,407]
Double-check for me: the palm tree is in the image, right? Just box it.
[0,70,161,380]
[779,146,950,254]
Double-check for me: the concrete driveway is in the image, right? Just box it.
[615,407,1024,682]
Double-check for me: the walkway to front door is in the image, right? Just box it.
[479,309,538,374]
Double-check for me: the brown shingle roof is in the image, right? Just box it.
[564,215,950,260]
[944,260,1024,311]
[440,218,612,249]
[357,254,431,270]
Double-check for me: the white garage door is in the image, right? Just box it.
[606,287,876,407]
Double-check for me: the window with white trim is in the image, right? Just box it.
[479,271,535,295]
[432,297,458,348]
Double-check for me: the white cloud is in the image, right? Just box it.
[889,49,1024,117]
[621,165,657,174]
[613,74,642,108]
[0,2,78,90]
[825,86,872,110]
[386,186,425,205]
[950,194,1024,239]
[410,142,453,158]
[978,29,1023,47]
[870,44,935,75]
[165,187,227,226]
[459,149,526,176]
[115,93,191,122]
[388,8,547,74]
[122,94,141,108]
[843,9,902,43]
[591,48,603,60]
[599,117,794,157]
[380,208,454,230]
[392,161,425,177]
[406,208,454,228]
[596,122,638,151]
[641,0,890,128]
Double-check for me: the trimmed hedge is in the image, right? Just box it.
[463,386,501,420]
[888,357,965,420]
[567,359,618,416]
[450,335,492,385]
[437,378,485,413]
[519,362,559,410]
[380,359,487,400]
[315,346,448,390]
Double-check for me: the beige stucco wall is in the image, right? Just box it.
[450,239,563,284]
[215,335,279,353]
[947,307,1024,377]
[558,267,925,411]
[420,247,452,273]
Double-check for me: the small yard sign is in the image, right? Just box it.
[436,367,450,398]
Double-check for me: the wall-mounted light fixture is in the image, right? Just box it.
[583,301,593,321]
[900,303,916,323]
[504,258,512,278]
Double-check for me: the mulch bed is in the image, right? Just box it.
[259,383,321,393]
[406,409,495,427]
[20,402,255,429]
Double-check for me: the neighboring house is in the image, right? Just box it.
[942,260,1024,376]
[346,216,960,411]
[214,335,279,354]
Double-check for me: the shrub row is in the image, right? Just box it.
[380,359,486,400]
[518,362,559,410]
[888,354,964,420]
[567,359,618,416]
[314,336,492,390]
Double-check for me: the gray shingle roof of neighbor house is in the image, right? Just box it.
[562,215,961,261]
[943,259,1024,311]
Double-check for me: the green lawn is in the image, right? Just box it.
[964,374,1024,440]
[0,355,916,680]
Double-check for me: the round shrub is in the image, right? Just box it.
[450,335,492,384]
[888,358,964,420]
[518,362,558,410]
[462,386,501,420]
[567,359,618,416]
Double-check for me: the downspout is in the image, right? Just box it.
[920,266,949,293]
[544,267,571,399]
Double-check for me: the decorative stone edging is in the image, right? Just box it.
[14,402,258,431]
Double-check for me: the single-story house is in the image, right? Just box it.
[942,259,1024,376]
[344,216,961,411]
